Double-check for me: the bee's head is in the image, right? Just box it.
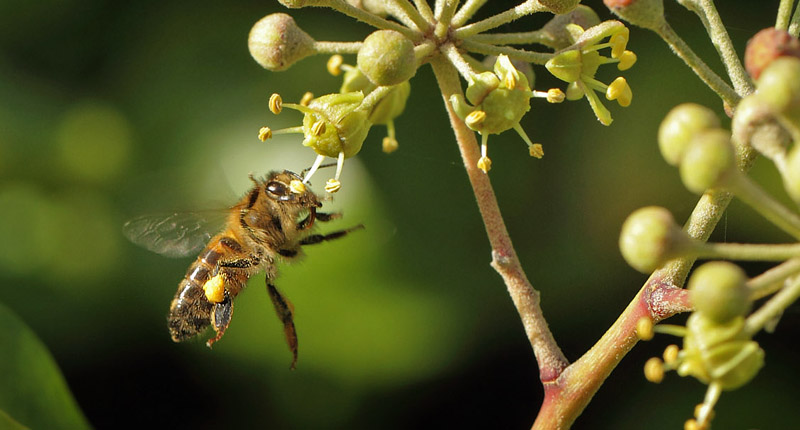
[258,171,322,208]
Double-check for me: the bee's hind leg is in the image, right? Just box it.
[267,282,298,370]
[207,292,233,348]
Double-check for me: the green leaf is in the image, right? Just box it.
[0,302,91,430]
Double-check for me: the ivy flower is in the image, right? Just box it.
[546,20,636,125]
[450,55,546,173]
[259,92,372,193]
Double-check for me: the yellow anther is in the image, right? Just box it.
[477,156,492,173]
[684,418,707,430]
[465,110,487,129]
[606,77,632,107]
[203,274,225,304]
[289,179,306,194]
[504,72,517,90]
[269,93,283,114]
[663,344,680,365]
[300,91,314,106]
[546,88,565,103]
[529,143,544,159]
[258,126,272,142]
[382,136,398,153]
[693,404,714,422]
[324,178,341,193]
[610,29,629,59]
[644,357,664,383]
[311,120,327,136]
[327,54,344,76]
[636,317,654,340]
[618,50,637,71]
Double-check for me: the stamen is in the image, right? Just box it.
[300,92,314,106]
[311,120,327,136]
[303,154,326,183]
[327,55,344,76]
[269,93,283,114]
[258,126,272,141]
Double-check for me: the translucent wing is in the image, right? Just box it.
[123,212,223,258]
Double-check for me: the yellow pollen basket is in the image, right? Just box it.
[203,274,226,303]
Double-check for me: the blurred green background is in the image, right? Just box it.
[1,0,799,428]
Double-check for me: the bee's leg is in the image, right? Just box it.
[315,212,341,222]
[207,292,233,348]
[218,255,260,268]
[299,224,365,246]
[296,212,341,230]
[267,282,298,370]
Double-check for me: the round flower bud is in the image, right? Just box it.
[541,5,601,49]
[784,145,800,203]
[658,103,720,166]
[744,27,800,80]
[619,206,692,273]
[603,0,665,31]
[248,14,316,71]
[357,30,416,86]
[537,0,580,15]
[756,56,800,122]
[679,129,735,194]
[688,261,751,323]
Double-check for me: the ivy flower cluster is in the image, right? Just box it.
[247,0,637,188]
[618,28,800,427]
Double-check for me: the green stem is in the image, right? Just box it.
[790,2,800,36]
[434,0,459,39]
[453,0,549,39]
[777,0,795,30]
[386,0,432,32]
[359,85,394,112]
[325,0,422,41]
[693,0,755,96]
[727,172,800,240]
[748,258,800,300]
[460,39,553,64]
[429,53,569,381]
[697,242,800,261]
[414,0,434,21]
[441,43,478,80]
[313,41,363,54]
[653,20,740,108]
[452,0,489,27]
[744,274,800,336]
[467,30,553,47]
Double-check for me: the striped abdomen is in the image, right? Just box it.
[167,234,249,342]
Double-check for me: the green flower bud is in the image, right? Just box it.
[658,103,721,166]
[679,129,735,194]
[367,81,410,124]
[357,30,416,86]
[688,262,751,323]
[248,14,316,71]
[302,92,371,158]
[619,206,693,273]
[784,145,800,203]
[540,6,601,49]
[744,27,800,80]
[603,0,665,30]
[756,56,800,125]
[683,313,764,390]
[537,0,580,14]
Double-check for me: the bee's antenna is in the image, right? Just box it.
[299,161,338,182]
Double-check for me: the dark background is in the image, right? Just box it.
[1,0,798,428]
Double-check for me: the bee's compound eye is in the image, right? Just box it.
[266,181,288,196]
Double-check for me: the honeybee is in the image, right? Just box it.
[123,170,361,368]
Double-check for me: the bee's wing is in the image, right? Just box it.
[123,212,223,258]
